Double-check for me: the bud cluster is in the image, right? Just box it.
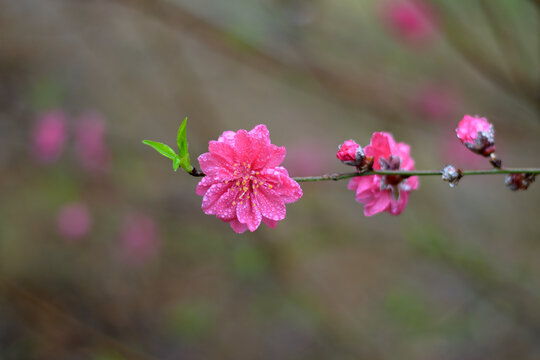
[505,173,536,191]
[441,165,462,188]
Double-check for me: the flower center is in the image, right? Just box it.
[227,162,275,206]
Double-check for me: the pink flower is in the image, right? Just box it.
[74,112,111,172]
[120,213,160,263]
[337,140,365,167]
[381,0,436,46]
[32,110,67,164]
[456,115,495,156]
[347,132,418,216]
[57,203,92,240]
[196,124,303,233]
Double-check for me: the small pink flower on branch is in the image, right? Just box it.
[347,132,418,216]
[196,125,302,233]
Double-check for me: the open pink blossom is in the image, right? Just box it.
[381,0,436,46]
[32,110,67,164]
[456,115,495,156]
[347,132,418,216]
[57,202,92,240]
[196,124,303,233]
[74,112,111,172]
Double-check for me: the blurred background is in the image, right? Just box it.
[1,0,539,359]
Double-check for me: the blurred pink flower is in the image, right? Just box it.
[120,213,160,263]
[196,124,303,233]
[348,132,418,216]
[456,114,495,156]
[412,85,459,121]
[32,110,68,164]
[74,112,110,172]
[381,0,436,46]
[57,203,92,240]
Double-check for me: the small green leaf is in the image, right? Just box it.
[142,140,177,160]
[177,117,189,156]
[180,155,193,172]
[173,156,181,171]
[176,117,193,172]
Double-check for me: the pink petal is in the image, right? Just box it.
[196,175,220,196]
[252,144,286,170]
[262,217,279,229]
[255,188,286,221]
[229,219,249,234]
[233,130,253,164]
[218,130,236,143]
[406,176,419,190]
[202,183,232,214]
[364,192,391,217]
[248,124,271,144]
[198,153,235,178]
[389,191,409,215]
[260,167,302,203]
[236,197,262,232]
[213,186,240,221]
[208,141,237,164]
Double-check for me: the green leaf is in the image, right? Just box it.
[177,117,188,155]
[142,140,177,160]
[176,117,193,172]
[173,156,181,171]
[180,155,193,172]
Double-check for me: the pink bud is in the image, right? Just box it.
[74,112,111,172]
[57,203,92,240]
[32,110,67,164]
[456,115,495,156]
[337,140,365,167]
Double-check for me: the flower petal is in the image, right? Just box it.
[198,152,235,178]
[255,187,286,221]
[363,192,391,217]
[201,183,232,214]
[236,196,262,232]
[262,217,279,229]
[229,219,249,234]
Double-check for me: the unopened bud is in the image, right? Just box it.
[337,140,366,168]
[441,165,462,188]
[505,173,536,191]
[456,115,496,157]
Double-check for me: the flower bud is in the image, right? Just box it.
[337,140,366,167]
[456,115,495,156]
[441,165,462,188]
[505,173,536,191]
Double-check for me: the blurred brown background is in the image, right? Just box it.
[1,0,540,359]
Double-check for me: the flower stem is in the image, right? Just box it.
[292,168,540,183]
